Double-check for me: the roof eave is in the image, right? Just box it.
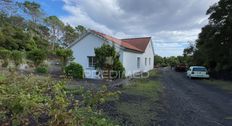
[68,31,91,48]
[91,31,143,52]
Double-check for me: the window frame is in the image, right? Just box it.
[88,56,96,68]
[145,58,147,66]
[137,57,141,68]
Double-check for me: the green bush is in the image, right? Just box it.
[27,49,47,67]
[113,59,125,79]
[161,63,168,67]
[35,66,48,74]
[11,50,23,68]
[0,49,11,67]
[65,62,84,79]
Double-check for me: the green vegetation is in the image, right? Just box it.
[184,0,232,79]
[0,49,11,67]
[11,50,23,69]
[154,55,191,67]
[35,65,48,74]
[112,57,125,79]
[0,74,5,81]
[56,49,73,71]
[27,49,47,67]
[0,72,118,126]
[65,62,84,79]
[63,24,80,45]
[204,80,232,92]
[0,1,113,123]
[44,16,65,49]
[95,44,125,79]
[0,0,86,51]
[122,79,161,99]
[0,0,88,78]
[112,70,162,125]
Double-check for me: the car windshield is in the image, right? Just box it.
[193,68,207,71]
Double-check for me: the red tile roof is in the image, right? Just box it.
[91,30,151,53]
[122,37,151,52]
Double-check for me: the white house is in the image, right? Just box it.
[69,30,155,79]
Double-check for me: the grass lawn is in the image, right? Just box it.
[111,70,163,125]
[203,79,232,92]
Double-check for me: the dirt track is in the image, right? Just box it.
[156,67,232,126]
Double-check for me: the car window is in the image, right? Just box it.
[193,68,207,71]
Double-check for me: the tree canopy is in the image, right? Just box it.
[185,0,232,72]
[0,0,87,52]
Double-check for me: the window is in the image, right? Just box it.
[149,58,151,65]
[145,58,147,66]
[193,68,207,72]
[137,57,140,68]
[88,56,96,68]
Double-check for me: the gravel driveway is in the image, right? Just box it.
[156,67,232,126]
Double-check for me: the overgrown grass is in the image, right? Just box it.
[149,69,159,77]
[0,72,119,126]
[122,79,161,100]
[114,70,162,125]
[117,101,155,125]
[0,74,6,81]
[204,80,232,92]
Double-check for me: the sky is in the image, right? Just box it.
[24,0,219,57]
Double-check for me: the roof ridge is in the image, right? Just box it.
[90,30,119,39]
[121,37,151,40]
[90,29,148,53]
[90,30,124,43]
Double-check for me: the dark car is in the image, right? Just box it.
[175,64,187,72]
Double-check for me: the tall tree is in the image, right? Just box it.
[194,0,232,71]
[183,44,195,56]
[76,25,87,35]
[22,1,43,23]
[63,24,79,46]
[0,0,19,16]
[44,16,64,49]
[154,55,163,66]
[8,16,26,29]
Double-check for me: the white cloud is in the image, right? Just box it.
[60,2,113,34]
[60,0,219,57]
[154,29,200,42]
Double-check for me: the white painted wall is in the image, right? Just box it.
[71,33,122,79]
[71,33,154,79]
[71,34,105,79]
[143,40,155,72]
[122,40,154,76]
